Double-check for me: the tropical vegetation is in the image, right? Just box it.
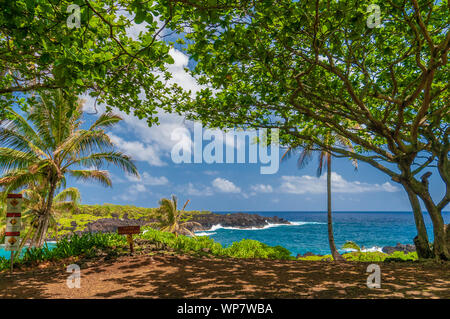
[282,133,357,262]
[0,90,138,247]
[167,0,449,260]
[0,0,447,271]
[151,195,202,237]
[2,227,420,272]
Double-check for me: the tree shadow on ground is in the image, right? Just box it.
[1,254,449,299]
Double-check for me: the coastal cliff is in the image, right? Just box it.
[79,212,290,234]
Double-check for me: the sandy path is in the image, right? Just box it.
[1,254,449,298]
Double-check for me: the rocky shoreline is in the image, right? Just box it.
[76,212,291,235]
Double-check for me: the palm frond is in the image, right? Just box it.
[317,151,325,177]
[68,151,139,177]
[68,169,112,188]
[89,112,123,131]
[0,148,39,172]
[54,187,81,204]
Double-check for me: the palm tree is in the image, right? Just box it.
[0,90,139,246]
[282,133,357,262]
[151,195,201,237]
[0,200,5,242]
[22,183,81,247]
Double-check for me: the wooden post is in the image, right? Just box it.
[127,234,134,254]
[10,251,13,274]
[117,226,140,255]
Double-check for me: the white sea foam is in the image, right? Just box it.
[342,246,384,253]
[195,232,217,236]
[196,220,325,233]
[361,246,384,253]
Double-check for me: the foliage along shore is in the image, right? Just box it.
[37,204,290,238]
[0,227,422,273]
[1,203,425,266]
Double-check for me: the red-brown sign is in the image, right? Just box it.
[7,194,23,198]
[117,226,141,235]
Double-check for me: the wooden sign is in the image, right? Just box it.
[5,194,23,273]
[117,226,141,235]
[5,194,23,252]
[117,226,140,254]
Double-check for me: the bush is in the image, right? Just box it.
[384,251,418,262]
[224,239,293,260]
[343,251,387,262]
[140,228,294,260]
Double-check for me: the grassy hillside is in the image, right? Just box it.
[54,203,211,236]
[1,203,212,241]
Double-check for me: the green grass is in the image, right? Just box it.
[297,251,419,262]
[51,203,212,236]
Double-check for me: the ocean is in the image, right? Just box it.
[195,211,450,256]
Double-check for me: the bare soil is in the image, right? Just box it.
[1,254,449,299]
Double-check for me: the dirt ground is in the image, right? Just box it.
[0,254,449,299]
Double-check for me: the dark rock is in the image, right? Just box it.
[187,212,290,232]
[83,218,148,234]
[70,221,77,227]
[382,243,416,255]
[77,212,290,235]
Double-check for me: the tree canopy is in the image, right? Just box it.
[0,0,189,122]
[165,0,449,259]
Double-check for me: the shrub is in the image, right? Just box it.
[343,251,387,262]
[223,239,293,260]
[384,251,418,262]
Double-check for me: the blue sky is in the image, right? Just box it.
[76,91,446,212]
[65,17,448,212]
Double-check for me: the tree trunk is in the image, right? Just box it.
[403,183,433,259]
[327,154,345,262]
[36,179,57,247]
[420,193,450,261]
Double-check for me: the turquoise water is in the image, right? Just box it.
[196,211,450,256]
[0,242,57,260]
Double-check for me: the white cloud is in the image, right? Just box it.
[250,184,273,193]
[108,133,166,167]
[279,173,400,194]
[130,184,147,193]
[181,183,214,196]
[79,45,202,167]
[126,171,169,186]
[212,178,241,193]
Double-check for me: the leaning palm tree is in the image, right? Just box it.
[22,183,81,248]
[0,90,139,247]
[0,200,5,242]
[282,133,357,262]
[151,195,201,237]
